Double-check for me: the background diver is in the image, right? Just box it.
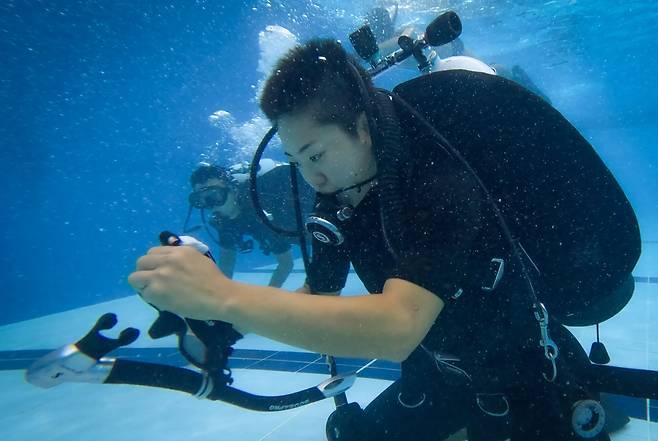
[186,161,313,288]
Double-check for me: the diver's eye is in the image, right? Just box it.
[309,152,324,163]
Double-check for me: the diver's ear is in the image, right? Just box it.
[356,112,372,148]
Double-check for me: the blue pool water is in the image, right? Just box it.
[1,1,657,440]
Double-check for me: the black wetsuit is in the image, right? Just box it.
[211,191,292,256]
[211,165,312,256]
[308,71,608,440]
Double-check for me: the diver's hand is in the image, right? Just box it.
[128,246,231,321]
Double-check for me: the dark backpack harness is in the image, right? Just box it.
[388,71,640,330]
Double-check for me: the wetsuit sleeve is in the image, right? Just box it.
[212,220,239,251]
[390,165,489,302]
[306,239,350,293]
[258,230,291,255]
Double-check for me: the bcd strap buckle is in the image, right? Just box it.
[482,258,505,292]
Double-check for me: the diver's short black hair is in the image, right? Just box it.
[259,39,374,135]
[189,164,233,187]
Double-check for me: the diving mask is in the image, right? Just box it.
[189,185,230,209]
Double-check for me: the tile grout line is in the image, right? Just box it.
[648,284,655,433]
[244,350,282,369]
[646,289,650,428]
[256,405,309,441]
[295,354,325,373]
[646,395,651,440]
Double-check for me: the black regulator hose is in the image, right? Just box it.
[288,161,313,272]
[371,89,407,260]
[248,125,312,270]
[249,128,300,234]
[249,128,347,407]
[346,60,406,260]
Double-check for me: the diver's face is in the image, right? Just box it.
[278,111,376,203]
[193,178,239,219]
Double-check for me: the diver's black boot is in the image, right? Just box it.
[326,402,372,441]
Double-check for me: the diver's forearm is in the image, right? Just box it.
[220,281,410,361]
